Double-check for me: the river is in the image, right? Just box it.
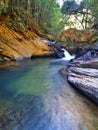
[0,58,98,130]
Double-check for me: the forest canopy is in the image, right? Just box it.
[0,0,98,35]
[61,0,98,29]
[0,0,65,35]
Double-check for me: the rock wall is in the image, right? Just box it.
[0,24,53,62]
[60,44,98,104]
[67,67,98,104]
[61,28,97,43]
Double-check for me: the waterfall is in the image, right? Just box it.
[61,49,75,60]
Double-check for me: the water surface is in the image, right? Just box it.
[0,58,98,130]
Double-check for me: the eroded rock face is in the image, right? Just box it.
[61,44,98,104]
[69,44,98,68]
[0,25,53,62]
[67,67,98,104]
[61,28,97,43]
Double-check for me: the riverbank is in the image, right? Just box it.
[0,13,56,62]
[61,43,98,104]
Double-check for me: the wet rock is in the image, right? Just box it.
[3,57,11,62]
[0,24,66,62]
[67,67,98,104]
[69,58,98,69]
[0,25,55,62]
[69,44,98,69]
[92,43,98,51]
[61,44,98,104]
[59,68,68,75]
[47,42,65,58]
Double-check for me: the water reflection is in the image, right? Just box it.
[0,58,98,130]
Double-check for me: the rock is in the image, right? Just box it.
[0,57,4,62]
[59,68,68,75]
[0,25,54,62]
[61,44,98,104]
[69,58,98,69]
[92,43,98,51]
[60,28,97,43]
[47,42,65,58]
[67,67,98,104]
[68,67,98,77]
[68,44,98,69]
[58,41,92,58]
[3,57,11,61]
[0,14,58,62]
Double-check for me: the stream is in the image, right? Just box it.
[0,58,98,130]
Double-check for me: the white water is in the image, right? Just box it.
[62,49,75,60]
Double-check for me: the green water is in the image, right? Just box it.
[0,58,98,130]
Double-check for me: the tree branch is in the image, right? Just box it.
[65,10,93,16]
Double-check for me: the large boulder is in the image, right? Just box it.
[69,43,98,68]
[67,67,98,104]
[0,13,58,62]
[61,44,98,104]
[0,25,54,62]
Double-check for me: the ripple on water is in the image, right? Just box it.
[0,58,98,130]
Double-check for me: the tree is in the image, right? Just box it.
[0,0,66,36]
[30,0,64,35]
[87,0,98,28]
[61,0,97,29]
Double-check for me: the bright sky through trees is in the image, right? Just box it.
[57,0,83,7]
[75,0,82,4]
[57,0,63,7]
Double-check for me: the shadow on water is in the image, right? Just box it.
[0,58,98,130]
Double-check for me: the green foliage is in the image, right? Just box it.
[0,4,7,15]
[1,0,98,36]
[80,0,98,29]
[0,0,66,36]
[8,16,27,31]
[61,0,78,14]
[61,0,98,29]
[30,0,64,35]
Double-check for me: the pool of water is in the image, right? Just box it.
[0,58,98,130]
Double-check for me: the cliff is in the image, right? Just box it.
[0,14,54,62]
[61,28,97,43]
